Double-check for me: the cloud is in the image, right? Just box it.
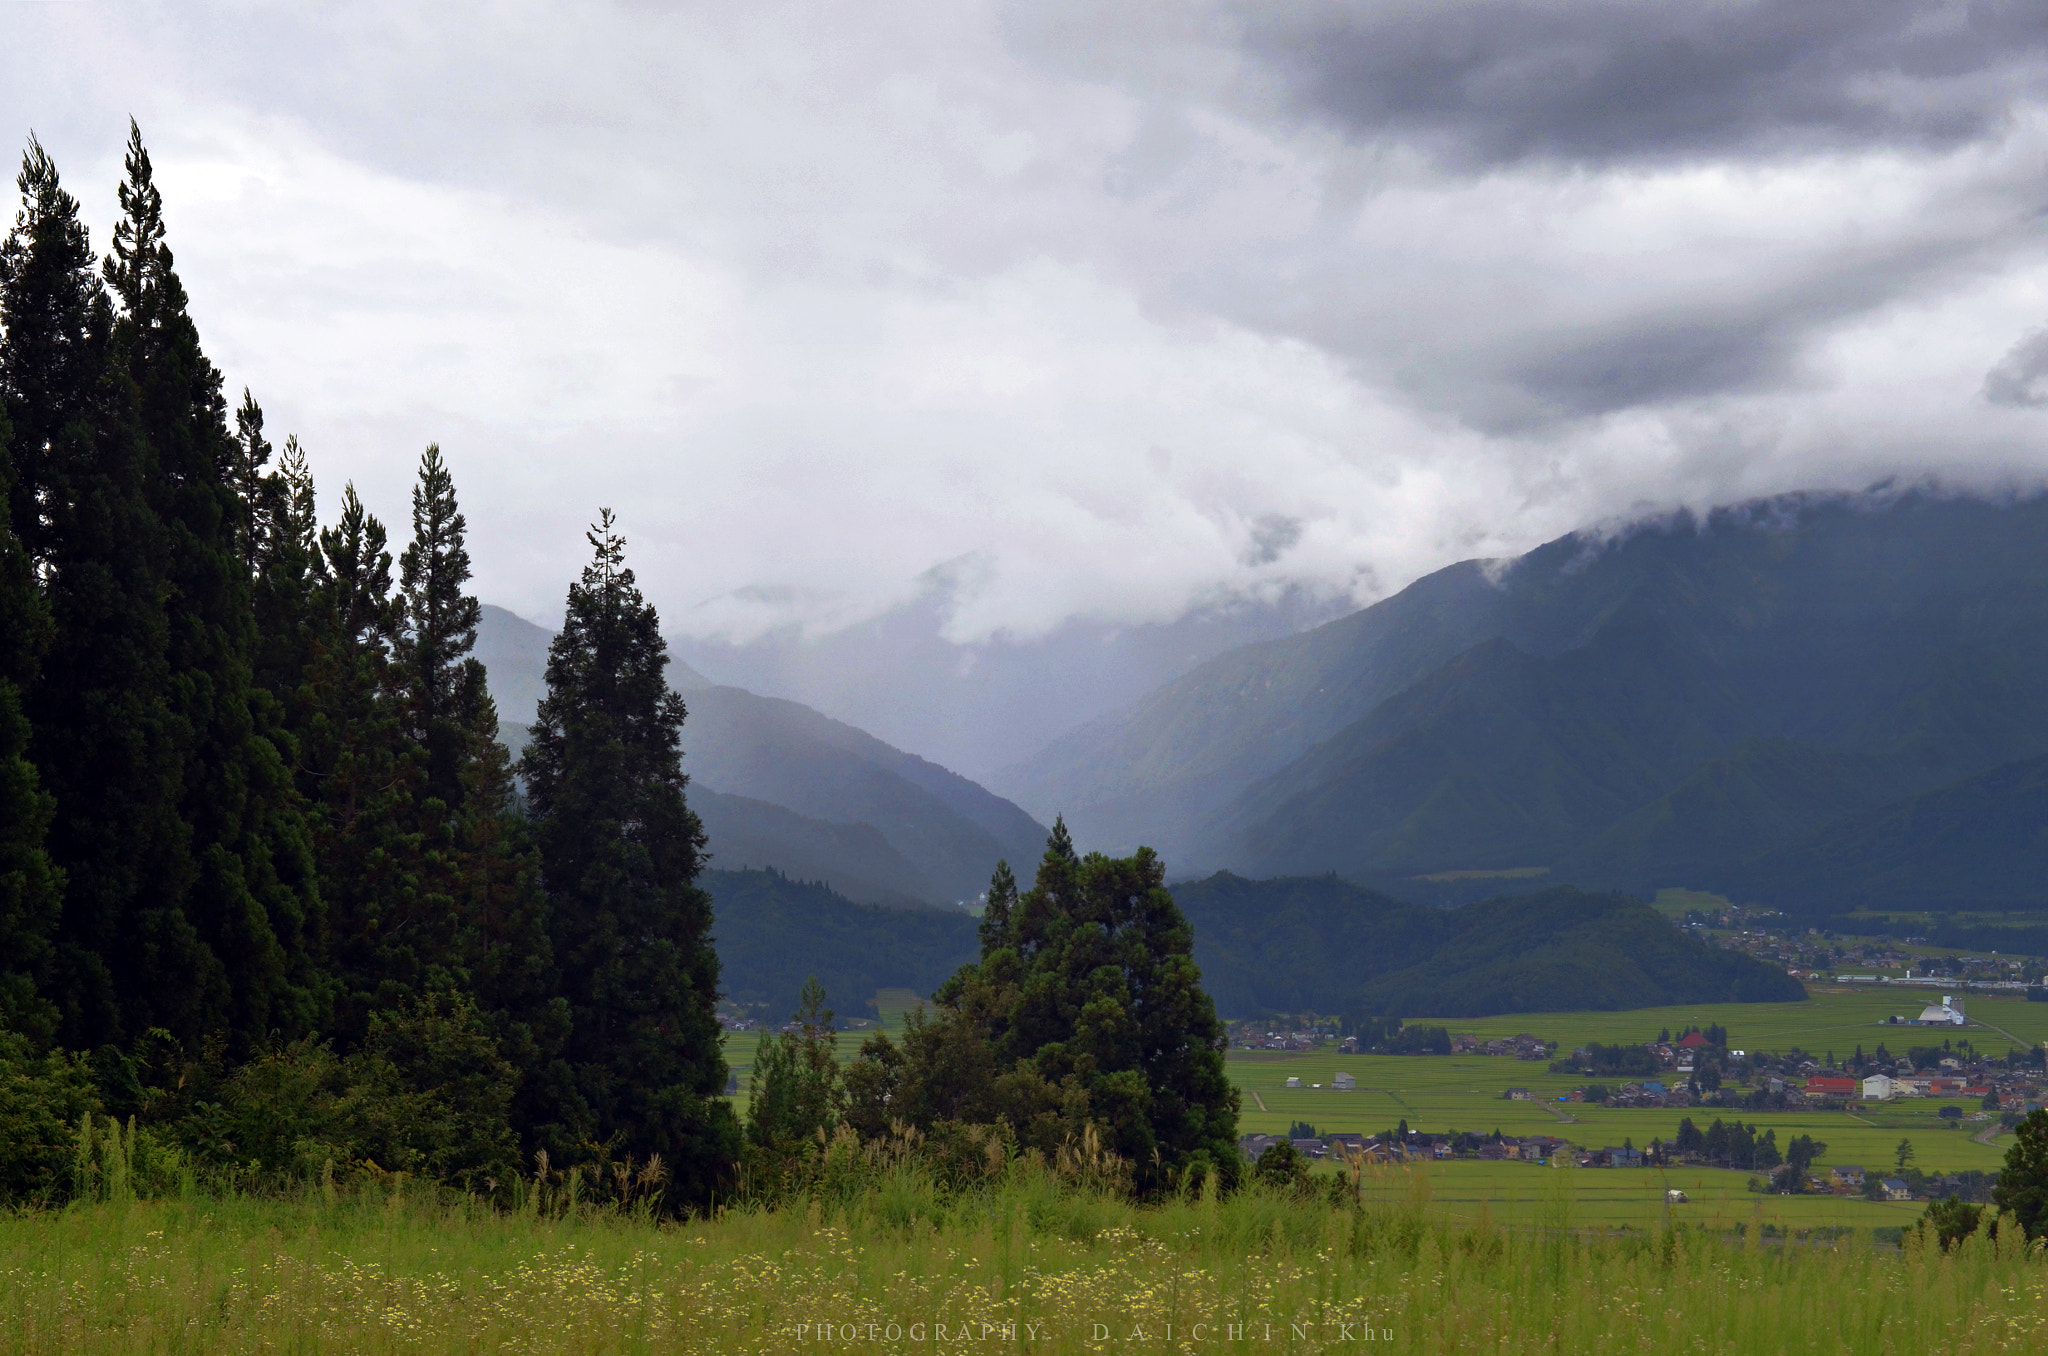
[5,0,2048,680]
[1242,0,2048,170]
[1984,328,2048,406]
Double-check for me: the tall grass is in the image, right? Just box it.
[0,1159,2043,1352]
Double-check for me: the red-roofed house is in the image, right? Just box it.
[1804,1075,1859,1097]
[1678,1032,1711,1050]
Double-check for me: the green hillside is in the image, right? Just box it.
[705,868,979,1022]
[1725,753,2048,912]
[1172,874,1803,1018]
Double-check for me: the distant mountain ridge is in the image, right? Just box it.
[479,605,1044,906]
[999,490,2048,911]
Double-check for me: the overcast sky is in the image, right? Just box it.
[9,0,2048,650]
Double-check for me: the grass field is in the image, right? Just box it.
[5,1167,2045,1353]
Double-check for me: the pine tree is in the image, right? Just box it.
[0,403,62,1045]
[886,819,1241,1194]
[308,483,429,1037]
[394,444,488,811]
[520,510,737,1208]
[103,122,321,1047]
[1,134,197,1049]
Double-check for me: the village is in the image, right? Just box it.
[1234,993,2046,1205]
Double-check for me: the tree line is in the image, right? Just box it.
[0,126,1237,1211]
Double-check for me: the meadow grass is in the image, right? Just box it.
[2,1163,2043,1353]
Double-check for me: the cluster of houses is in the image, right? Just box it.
[1451,1033,1555,1059]
[1232,1024,1327,1052]
[1240,1132,1572,1165]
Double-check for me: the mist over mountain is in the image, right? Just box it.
[480,606,1044,907]
[998,489,2048,911]
[666,581,1342,783]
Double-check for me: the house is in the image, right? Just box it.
[1291,1138,1327,1159]
[1506,1087,1532,1101]
[1881,1178,1912,1202]
[1831,1166,1865,1189]
[1332,1071,1356,1090]
[1804,1075,1858,1098]
[1863,1074,1897,1101]
[1239,1134,1280,1161]
[1666,1189,1689,1204]
[1284,1077,1301,1088]
[1677,1032,1711,1051]
[1339,1036,1360,1054]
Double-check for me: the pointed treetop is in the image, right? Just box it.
[978,858,1017,955]
[1047,815,1076,864]
[8,134,84,242]
[586,507,625,592]
[104,119,170,317]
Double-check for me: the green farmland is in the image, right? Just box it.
[1226,986,2047,1231]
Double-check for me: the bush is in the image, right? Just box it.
[0,1036,99,1204]
[174,994,519,1190]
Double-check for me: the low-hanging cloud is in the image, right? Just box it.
[5,0,2048,670]
[1985,328,2048,406]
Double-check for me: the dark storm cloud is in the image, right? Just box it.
[1244,0,2048,169]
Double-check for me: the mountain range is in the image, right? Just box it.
[994,489,2048,913]
[481,605,1045,907]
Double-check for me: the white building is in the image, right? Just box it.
[1863,1074,1897,1101]
[1284,1076,1301,1088]
[1915,995,1966,1026]
[1332,1072,1356,1090]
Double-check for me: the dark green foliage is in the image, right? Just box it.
[704,867,978,1023]
[876,825,1240,1195]
[102,122,320,1049]
[1387,1025,1451,1055]
[1921,1196,1984,1250]
[1173,874,1803,1019]
[0,1035,98,1203]
[170,995,518,1189]
[2,134,194,1051]
[1993,1108,2048,1241]
[1285,1120,1318,1139]
[1252,1138,1308,1191]
[0,405,60,1044]
[395,444,489,810]
[520,511,737,1206]
[744,978,842,1191]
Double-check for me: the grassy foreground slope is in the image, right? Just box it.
[4,1174,2045,1354]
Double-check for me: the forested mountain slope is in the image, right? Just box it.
[1172,874,1804,1018]
[1007,491,2048,910]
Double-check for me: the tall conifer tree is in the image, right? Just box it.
[395,444,489,811]
[521,511,737,1207]
[309,483,430,1037]
[1,135,196,1048]
[0,404,61,1045]
[103,122,320,1046]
